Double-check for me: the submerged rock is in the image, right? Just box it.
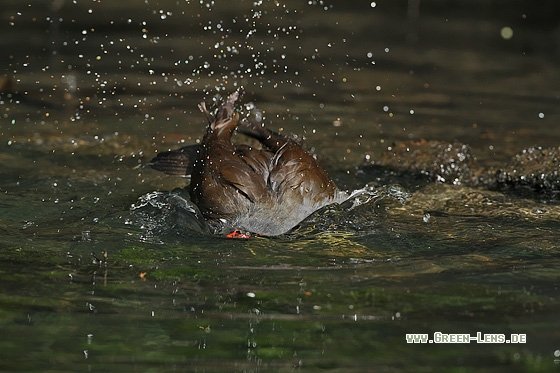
[495,146,560,198]
[363,141,560,199]
[363,140,477,185]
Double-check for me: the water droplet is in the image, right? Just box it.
[500,26,513,40]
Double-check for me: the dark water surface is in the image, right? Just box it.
[1,1,560,371]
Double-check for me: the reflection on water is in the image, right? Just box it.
[1,0,560,371]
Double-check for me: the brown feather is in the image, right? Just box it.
[151,91,346,235]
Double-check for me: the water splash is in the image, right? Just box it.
[130,189,210,242]
[185,1,309,94]
[129,184,410,241]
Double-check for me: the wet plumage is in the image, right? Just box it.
[149,92,348,235]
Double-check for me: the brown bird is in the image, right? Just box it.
[149,91,348,236]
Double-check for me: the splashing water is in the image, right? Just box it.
[129,184,411,240]
[130,188,211,242]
